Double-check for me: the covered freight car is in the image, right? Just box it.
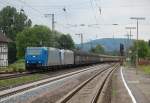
[47,48,74,67]
[62,50,74,66]
[74,51,100,65]
[47,47,61,66]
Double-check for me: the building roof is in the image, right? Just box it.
[0,32,12,43]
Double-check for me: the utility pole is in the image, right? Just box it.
[76,33,83,50]
[90,39,93,49]
[124,33,131,64]
[125,27,136,40]
[44,14,55,47]
[125,26,136,56]
[124,33,130,48]
[81,34,83,49]
[130,17,145,74]
[44,13,55,32]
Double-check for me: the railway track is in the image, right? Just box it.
[0,71,37,80]
[0,65,94,80]
[0,64,110,102]
[56,63,119,103]
[0,65,97,91]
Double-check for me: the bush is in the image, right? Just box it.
[18,68,24,73]
[12,67,17,72]
[0,59,25,73]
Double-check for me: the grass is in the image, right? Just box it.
[112,87,117,97]
[139,65,150,74]
[0,74,44,88]
[0,59,26,73]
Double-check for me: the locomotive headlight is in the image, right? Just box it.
[38,61,41,63]
[27,61,29,63]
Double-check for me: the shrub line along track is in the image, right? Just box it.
[0,64,110,102]
[56,63,119,103]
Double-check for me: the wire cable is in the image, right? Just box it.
[89,0,99,24]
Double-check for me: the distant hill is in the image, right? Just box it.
[76,38,134,52]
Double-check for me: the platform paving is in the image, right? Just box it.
[111,68,132,103]
[122,67,150,103]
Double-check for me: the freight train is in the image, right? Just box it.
[25,47,120,70]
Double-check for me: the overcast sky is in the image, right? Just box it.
[0,0,150,43]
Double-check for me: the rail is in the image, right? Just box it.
[56,63,119,103]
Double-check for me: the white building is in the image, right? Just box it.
[0,32,11,67]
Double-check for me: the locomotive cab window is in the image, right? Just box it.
[27,49,42,55]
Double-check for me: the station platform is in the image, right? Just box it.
[111,66,150,103]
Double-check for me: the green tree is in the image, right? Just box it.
[148,47,150,58]
[138,40,149,58]
[16,25,53,57]
[57,34,75,49]
[130,40,149,64]
[148,42,150,58]
[0,6,31,40]
[90,44,105,54]
[0,6,32,63]
[133,40,149,58]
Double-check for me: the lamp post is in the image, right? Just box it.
[130,17,145,74]
[112,24,119,39]
[112,24,119,52]
[76,33,83,50]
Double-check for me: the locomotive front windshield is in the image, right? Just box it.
[27,49,42,55]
